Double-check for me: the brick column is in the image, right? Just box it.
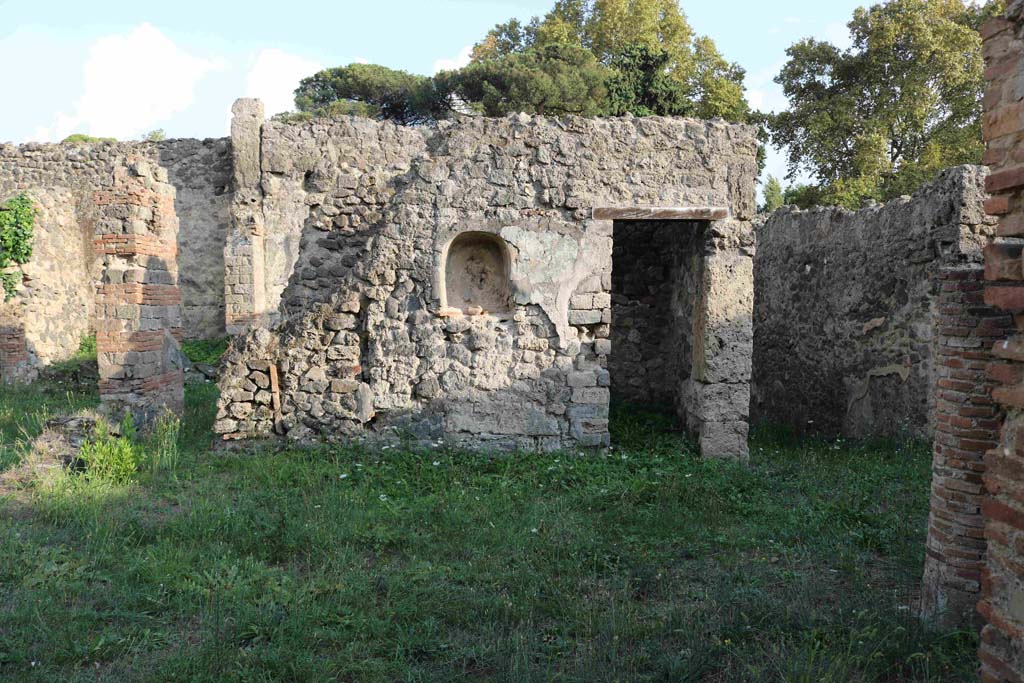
[0,320,32,383]
[93,157,184,423]
[977,8,1024,682]
[922,266,1010,628]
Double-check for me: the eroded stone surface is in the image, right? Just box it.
[215,109,758,457]
[752,166,994,438]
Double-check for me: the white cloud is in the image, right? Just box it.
[824,21,853,50]
[244,48,323,116]
[31,23,224,142]
[744,59,788,114]
[432,44,473,74]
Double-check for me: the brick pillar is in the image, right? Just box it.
[0,319,32,383]
[922,266,1010,628]
[93,157,184,423]
[977,8,1024,682]
[224,98,267,334]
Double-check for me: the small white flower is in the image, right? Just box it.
[530,528,538,534]
[379,494,388,501]
[432,461,440,466]
[340,473,348,479]
[314,505,321,509]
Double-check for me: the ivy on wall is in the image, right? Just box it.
[0,193,36,301]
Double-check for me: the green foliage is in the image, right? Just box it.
[472,0,750,121]
[0,193,36,301]
[440,43,611,116]
[295,63,441,125]
[181,337,231,365]
[761,174,784,213]
[146,411,181,475]
[605,44,689,116]
[783,183,826,209]
[0,378,978,681]
[77,416,142,485]
[769,0,1003,208]
[60,133,116,144]
[294,1,751,124]
[143,128,166,142]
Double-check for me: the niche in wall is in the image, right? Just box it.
[443,231,511,315]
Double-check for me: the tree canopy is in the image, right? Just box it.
[294,0,751,124]
[768,0,1002,208]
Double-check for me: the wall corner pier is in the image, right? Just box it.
[93,157,184,424]
[968,6,1024,681]
[225,97,267,334]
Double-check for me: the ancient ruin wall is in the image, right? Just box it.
[0,188,95,383]
[753,166,994,439]
[0,137,232,382]
[215,108,758,456]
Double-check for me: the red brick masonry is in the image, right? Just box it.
[92,157,184,422]
[923,267,1011,628]
[975,6,1024,681]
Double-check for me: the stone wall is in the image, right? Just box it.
[0,188,94,383]
[973,6,1024,680]
[0,137,232,380]
[215,107,758,458]
[753,166,994,438]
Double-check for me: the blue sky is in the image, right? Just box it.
[0,0,865,187]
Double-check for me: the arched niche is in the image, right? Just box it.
[442,231,512,316]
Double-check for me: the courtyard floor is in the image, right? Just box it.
[0,356,977,681]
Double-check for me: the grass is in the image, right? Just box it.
[0,383,976,682]
[181,337,231,365]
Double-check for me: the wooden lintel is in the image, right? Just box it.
[591,206,728,221]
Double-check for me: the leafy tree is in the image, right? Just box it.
[782,183,825,209]
[472,0,749,121]
[144,129,166,142]
[440,44,610,116]
[761,175,784,213]
[295,63,442,125]
[769,0,1002,208]
[293,1,750,124]
[605,44,689,116]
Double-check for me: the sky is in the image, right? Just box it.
[0,0,864,189]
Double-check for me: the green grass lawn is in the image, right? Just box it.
[0,372,976,681]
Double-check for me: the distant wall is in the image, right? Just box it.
[752,166,995,438]
[610,220,700,408]
[156,139,232,339]
[0,137,232,381]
